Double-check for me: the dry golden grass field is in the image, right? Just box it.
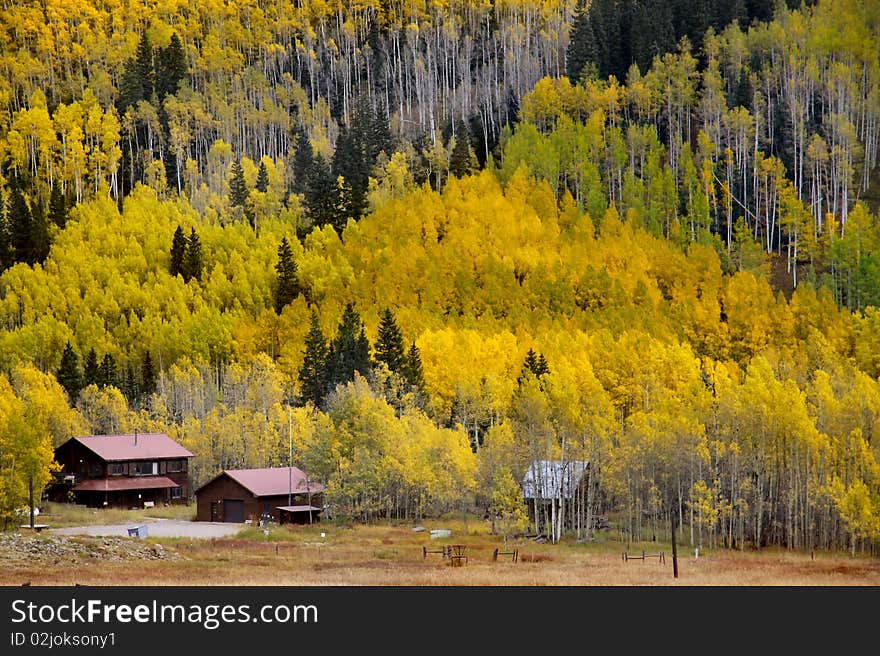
[2,505,880,586]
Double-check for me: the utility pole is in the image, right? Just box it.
[29,474,35,529]
[288,406,293,508]
[307,475,313,525]
[671,504,679,579]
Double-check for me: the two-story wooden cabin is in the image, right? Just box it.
[50,432,193,509]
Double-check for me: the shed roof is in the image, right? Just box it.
[64,433,193,462]
[197,467,324,497]
[277,505,323,513]
[522,460,589,500]
[72,476,180,492]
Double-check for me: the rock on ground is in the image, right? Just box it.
[0,532,179,566]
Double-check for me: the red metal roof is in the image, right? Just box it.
[208,467,324,497]
[70,433,193,461]
[72,476,180,492]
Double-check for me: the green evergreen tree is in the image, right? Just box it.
[367,106,394,163]
[255,160,270,193]
[228,158,250,211]
[591,0,625,81]
[326,302,372,391]
[304,153,338,229]
[7,186,33,265]
[298,310,328,408]
[183,227,203,282]
[98,353,118,389]
[115,30,154,114]
[30,199,50,265]
[332,124,368,221]
[273,236,300,314]
[518,348,550,385]
[83,348,100,388]
[48,184,67,229]
[156,33,186,100]
[518,348,540,385]
[291,126,314,196]
[141,351,157,398]
[134,32,155,100]
[629,0,675,74]
[375,307,406,374]
[117,58,146,113]
[170,224,187,277]
[121,364,139,406]
[402,341,427,399]
[449,123,476,178]
[356,327,371,369]
[535,353,550,377]
[56,342,82,403]
[566,0,598,83]
[746,0,775,24]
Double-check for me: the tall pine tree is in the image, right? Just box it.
[518,348,550,385]
[375,308,406,373]
[156,33,186,100]
[134,32,155,101]
[291,126,314,196]
[449,122,476,178]
[98,353,118,389]
[255,160,270,193]
[7,186,33,265]
[30,199,50,265]
[56,342,82,403]
[402,341,428,402]
[182,227,203,282]
[332,124,367,221]
[49,184,68,229]
[121,365,139,407]
[368,106,394,163]
[566,0,598,83]
[326,302,372,391]
[304,153,338,229]
[116,34,153,114]
[83,348,100,388]
[273,236,300,314]
[228,158,250,219]
[170,225,187,277]
[298,310,328,408]
[141,351,157,398]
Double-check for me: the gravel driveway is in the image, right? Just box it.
[50,518,244,538]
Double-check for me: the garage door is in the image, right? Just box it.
[223,499,245,523]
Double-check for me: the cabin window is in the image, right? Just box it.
[133,462,156,475]
[171,487,183,499]
[167,460,186,473]
[110,463,124,476]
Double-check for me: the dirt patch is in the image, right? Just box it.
[519,553,554,563]
[312,560,399,571]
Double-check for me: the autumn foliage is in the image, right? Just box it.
[0,0,878,554]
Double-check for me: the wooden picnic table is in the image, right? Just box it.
[448,544,468,566]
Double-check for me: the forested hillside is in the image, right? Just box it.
[1,0,880,555]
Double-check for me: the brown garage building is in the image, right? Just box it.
[194,467,324,524]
